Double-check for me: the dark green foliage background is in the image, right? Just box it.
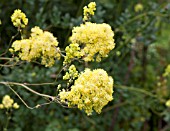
[0,0,170,131]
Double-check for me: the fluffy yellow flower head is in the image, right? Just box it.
[59,68,114,115]
[83,2,96,21]
[134,3,143,12]
[70,22,115,62]
[10,26,60,67]
[11,9,28,28]
[2,95,14,109]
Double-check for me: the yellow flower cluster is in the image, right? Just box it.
[134,3,143,12]
[63,65,79,80]
[10,26,60,67]
[166,99,170,107]
[83,2,96,21]
[0,95,19,109]
[11,9,28,28]
[163,64,170,77]
[64,43,83,65]
[70,22,115,62]
[59,69,114,115]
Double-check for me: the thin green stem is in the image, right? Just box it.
[0,31,19,57]
[115,84,165,102]
[119,12,147,28]
[3,109,11,131]
[103,101,129,113]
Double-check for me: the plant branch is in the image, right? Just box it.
[0,82,54,99]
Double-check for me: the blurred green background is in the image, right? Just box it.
[0,0,170,130]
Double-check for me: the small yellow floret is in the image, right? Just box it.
[11,9,28,28]
[64,43,83,65]
[166,99,170,107]
[163,64,170,77]
[83,2,96,21]
[0,104,4,109]
[70,22,115,62]
[134,3,143,12]
[59,68,114,115]
[63,65,79,80]
[13,103,20,109]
